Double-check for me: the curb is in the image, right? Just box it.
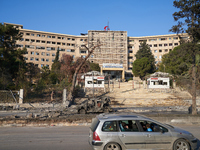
[0,116,200,127]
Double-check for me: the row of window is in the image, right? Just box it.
[34,64,49,68]
[153,49,172,53]
[17,44,76,52]
[138,37,180,43]
[102,120,168,132]
[30,52,55,56]
[20,39,76,46]
[149,37,179,41]
[154,55,162,59]
[128,42,178,50]
[28,56,75,61]
[30,57,52,62]
[23,32,77,41]
[149,43,178,47]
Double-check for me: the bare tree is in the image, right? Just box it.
[66,43,102,105]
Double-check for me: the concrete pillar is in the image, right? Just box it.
[143,80,146,89]
[100,66,103,75]
[19,89,23,104]
[122,69,125,80]
[173,80,176,88]
[63,89,67,104]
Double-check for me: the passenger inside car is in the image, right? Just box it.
[140,122,147,131]
[119,122,129,131]
[146,123,152,132]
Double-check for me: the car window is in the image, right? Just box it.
[90,118,100,132]
[102,121,118,132]
[139,120,168,132]
[119,120,139,132]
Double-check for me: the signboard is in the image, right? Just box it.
[85,76,105,88]
[85,76,104,80]
[103,63,123,68]
[151,78,158,80]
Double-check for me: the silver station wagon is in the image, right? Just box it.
[89,113,197,150]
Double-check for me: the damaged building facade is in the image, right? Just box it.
[3,22,189,80]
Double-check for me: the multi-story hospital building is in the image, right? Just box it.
[4,22,189,79]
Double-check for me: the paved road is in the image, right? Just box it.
[0,126,199,150]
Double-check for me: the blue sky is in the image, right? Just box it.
[0,0,178,37]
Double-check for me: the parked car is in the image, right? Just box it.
[89,113,197,150]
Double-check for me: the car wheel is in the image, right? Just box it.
[79,109,86,114]
[173,139,190,150]
[104,142,121,150]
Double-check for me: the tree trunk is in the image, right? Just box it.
[66,44,101,105]
[192,63,197,115]
[66,70,78,104]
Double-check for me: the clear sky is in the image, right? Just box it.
[0,0,178,37]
